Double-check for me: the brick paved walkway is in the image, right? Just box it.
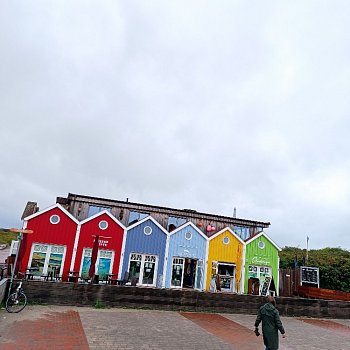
[180,312,260,350]
[0,308,89,350]
[0,305,349,349]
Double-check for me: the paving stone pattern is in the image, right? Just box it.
[223,313,350,350]
[0,305,349,350]
[79,309,234,350]
[0,306,89,350]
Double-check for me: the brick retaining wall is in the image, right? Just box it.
[16,280,350,319]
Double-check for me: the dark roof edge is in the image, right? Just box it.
[61,193,270,228]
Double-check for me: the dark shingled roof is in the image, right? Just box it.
[21,201,38,220]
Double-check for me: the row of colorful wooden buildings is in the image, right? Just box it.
[15,194,281,295]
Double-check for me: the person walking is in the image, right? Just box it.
[254,295,286,350]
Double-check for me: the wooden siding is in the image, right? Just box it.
[296,285,350,301]
[23,206,78,280]
[279,268,300,297]
[165,224,207,289]
[73,212,125,278]
[206,229,244,292]
[244,235,279,294]
[59,193,270,241]
[121,218,167,287]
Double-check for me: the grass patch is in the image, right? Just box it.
[0,231,17,245]
[94,299,107,309]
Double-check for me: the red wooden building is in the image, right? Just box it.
[71,210,126,282]
[21,204,79,281]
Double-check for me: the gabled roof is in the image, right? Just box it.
[23,203,79,225]
[169,221,208,240]
[208,226,245,245]
[21,201,38,220]
[79,210,126,230]
[245,231,281,251]
[126,215,169,235]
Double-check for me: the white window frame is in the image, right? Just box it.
[171,257,185,288]
[170,257,202,290]
[217,262,236,292]
[79,248,114,279]
[127,253,158,287]
[50,214,60,224]
[28,243,66,276]
[248,265,272,295]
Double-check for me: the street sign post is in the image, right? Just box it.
[7,228,34,295]
[10,228,34,234]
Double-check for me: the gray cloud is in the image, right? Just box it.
[1,1,350,250]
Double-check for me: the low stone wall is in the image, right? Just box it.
[0,278,8,304]
[17,280,350,319]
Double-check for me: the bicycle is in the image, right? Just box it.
[6,281,27,313]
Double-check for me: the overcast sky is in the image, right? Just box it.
[1,1,350,250]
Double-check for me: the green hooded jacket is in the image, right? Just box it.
[254,302,285,350]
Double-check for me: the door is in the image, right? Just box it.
[171,258,184,287]
[195,260,204,290]
[29,244,65,277]
[248,265,272,295]
[128,253,158,286]
[80,249,113,280]
[171,257,198,289]
[183,258,197,288]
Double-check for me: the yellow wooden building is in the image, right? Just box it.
[206,228,244,293]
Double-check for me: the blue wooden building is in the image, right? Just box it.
[165,222,208,290]
[120,216,169,288]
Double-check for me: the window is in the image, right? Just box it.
[128,211,149,225]
[99,220,108,230]
[167,216,187,232]
[88,206,112,217]
[128,253,158,286]
[248,265,272,295]
[29,244,65,277]
[223,236,230,245]
[234,226,249,240]
[185,231,192,240]
[80,249,113,280]
[144,226,152,235]
[50,215,60,224]
[258,241,265,249]
[217,263,236,292]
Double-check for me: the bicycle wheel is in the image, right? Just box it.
[6,291,27,313]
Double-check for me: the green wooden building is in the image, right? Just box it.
[244,231,281,296]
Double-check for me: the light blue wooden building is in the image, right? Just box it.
[120,216,169,288]
[165,222,208,291]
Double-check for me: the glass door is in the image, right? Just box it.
[98,250,113,280]
[129,253,142,283]
[80,249,113,280]
[195,260,204,290]
[248,265,272,295]
[29,244,65,277]
[171,258,184,287]
[142,255,156,285]
[128,253,158,286]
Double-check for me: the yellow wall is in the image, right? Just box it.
[206,229,244,292]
